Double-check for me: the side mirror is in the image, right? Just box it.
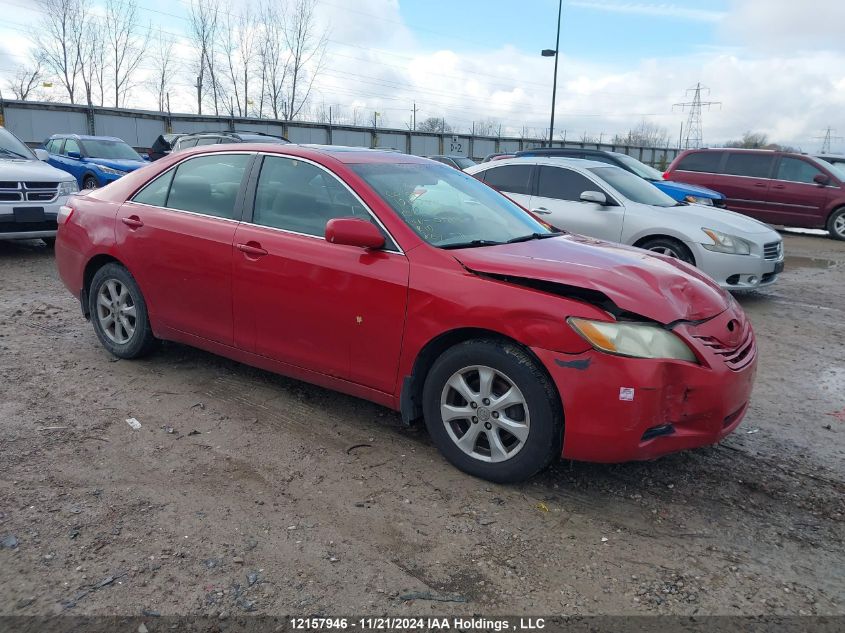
[580,190,607,205]
[140,153,151,161]
[33,148,49,161]
[325,217,385,249]
[814,173,830,186]
[67,151,82,159]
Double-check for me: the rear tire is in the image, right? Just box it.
[422,339,563,483]
[827,207,845,241]
[88,263,156,359]
[638,236,695,264]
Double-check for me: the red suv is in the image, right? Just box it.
[665,149,845,240]
[55,145,756,482]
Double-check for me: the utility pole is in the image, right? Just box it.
[412,102,419,131]
[814,127,843,154]
[541,0,562,146]
[673,83,721,149]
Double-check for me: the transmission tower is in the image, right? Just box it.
[673,83,721,149]
[815,127,843,154]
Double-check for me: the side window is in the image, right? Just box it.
[481,165,532,194]
[131,169,176,207]
[195,137,219,146]
[177,138,198,149]
[64,139,81,156]
[252,155,373,238]
[724,153,773,178]
[166,154,251,219]
[676,151,722,173]
[537,166,600,201]
[776,157,824,184]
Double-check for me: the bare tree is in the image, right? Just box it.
[103,0,149,107]
[417,117,451,133]
[6,60,43,101]
[223,5,258,116]
[258,0,289,119]
[282,0,327,120]
[724,131,797,152]
[472,118,500,137]
[35,0,88,103]
[612,120,671,148]
[188,0,222,115]
[78,14,104,106]
[147,28,178,112]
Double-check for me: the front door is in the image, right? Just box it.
[232,154,409,393]
[766,156,831,226]
[717,152,775,221]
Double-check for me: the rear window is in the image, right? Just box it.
[480,165,532,195]
[675,151,722,173]
[724,153,774,179]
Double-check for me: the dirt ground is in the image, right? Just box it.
[0,231,843,620]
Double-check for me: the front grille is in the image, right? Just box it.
[763,241,782,260]
[694,323,756,371]
[0,181,60,204]
[0,220,58,233]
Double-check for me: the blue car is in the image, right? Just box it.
[515,148,726,207]
[44,134,148,189]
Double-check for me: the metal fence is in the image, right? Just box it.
[0,100,681,168]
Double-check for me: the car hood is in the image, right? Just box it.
[651,179,724,199]
[654,202,779,236]
[451,235,729,324]
[0,158,77,181]
[87,157,146,172]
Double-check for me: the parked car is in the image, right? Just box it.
[45,135,148,190]
[665,148,845,240]
[816,154,845,169]
[149,133,187,161]
[467,157,783,291]
[0,126,78,246]
[516,147,726,207]
[427,155,476,170]
[55,144,756,482]
[171,130,290,152]
[482,153,515,163]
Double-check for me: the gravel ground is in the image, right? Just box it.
[0,231,843,619]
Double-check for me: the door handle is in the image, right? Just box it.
[121,215,144,229]
[531,207,552,215]
[772,184,785,189]
[753,183,767,188]
[237,242,268,257]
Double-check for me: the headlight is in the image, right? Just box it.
[684,195,713,206]
[58,180,78,196]
[701,228,751,255]
[96,165,127,176]
[568,317,697,362]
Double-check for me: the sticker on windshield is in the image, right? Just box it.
[619,387,635,401]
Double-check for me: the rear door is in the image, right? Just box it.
[716,152,775,221]
[477,164,533,209]
[669,151,722,188]
[116,152,254,345]
[528,165,625,241]
[231,154,409,392]
[767,156,831,226]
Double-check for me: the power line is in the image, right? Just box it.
[673,83,720,149]
[814,127,843,154]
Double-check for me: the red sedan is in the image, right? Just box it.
[55,144,756,482]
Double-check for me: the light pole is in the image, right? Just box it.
[542,0,562,146]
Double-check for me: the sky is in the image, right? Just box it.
[1,0,844,151]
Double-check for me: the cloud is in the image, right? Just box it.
[721,0,845,52]
[568,1,726,22]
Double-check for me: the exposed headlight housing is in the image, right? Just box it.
[684,195,713,206]
[96,165,127,176]
[568,317,698,362]
[58,180,78,196]
[701,228,751,255]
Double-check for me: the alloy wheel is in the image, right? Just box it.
[649,245,681,258]
[96,279,137,344]
[439,365,530,463]
[834,213,845,239]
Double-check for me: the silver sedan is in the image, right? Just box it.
[466,157,784,290]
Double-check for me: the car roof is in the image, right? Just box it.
[475,156,611,170]
[49,134,125,142]
[172,143,430,165]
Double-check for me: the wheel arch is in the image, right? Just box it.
[81,254,127,318]
[399,327,560,425]
[632,233,697,265]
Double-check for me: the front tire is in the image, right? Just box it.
[422,339,563,483]
[639,236,695,264]
[83,175,99,190]
[88,263,156,359]
[827,207,845,241]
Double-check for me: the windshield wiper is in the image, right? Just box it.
[506,231,563,244]
[440,239,504,249]
[0,147,29,159]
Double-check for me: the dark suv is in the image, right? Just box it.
[172,131,290,152]
[516,147,725,206]
[666,149,845,240]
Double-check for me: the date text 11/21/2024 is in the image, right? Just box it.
[290,617,547,630]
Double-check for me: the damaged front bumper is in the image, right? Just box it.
[533,309,757,463]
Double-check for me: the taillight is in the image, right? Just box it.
[58,205,75,225]
[662,171,670,180]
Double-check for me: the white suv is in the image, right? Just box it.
[0,126,79,246]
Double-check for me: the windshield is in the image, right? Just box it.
[589,166,678,207]
[814,157,845,182]
[82,139,142,160]
[454,157,476,169]
[612,152,664,180]
[351,162,553,248]
[0,128,35,160]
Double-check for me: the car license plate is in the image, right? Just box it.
[774,261,784,274]
[13,207,45,223]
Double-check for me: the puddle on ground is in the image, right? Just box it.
[784,255,838,269]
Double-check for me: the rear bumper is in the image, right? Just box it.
[533,312,757,463]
